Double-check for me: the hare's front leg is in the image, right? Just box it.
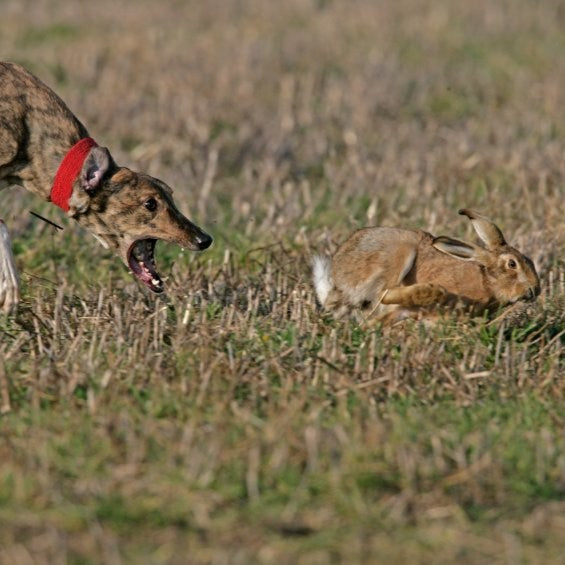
[381,283,449,308]
[0,220,20,313]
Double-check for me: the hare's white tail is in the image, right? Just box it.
[312,255,332,306]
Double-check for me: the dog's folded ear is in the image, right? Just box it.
[69,147,114,216]
[80,146,112,192]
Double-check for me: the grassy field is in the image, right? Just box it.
[1,0,565,562]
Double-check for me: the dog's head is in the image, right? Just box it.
[68,146,212,293]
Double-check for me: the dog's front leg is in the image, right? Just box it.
[0,220,20,313]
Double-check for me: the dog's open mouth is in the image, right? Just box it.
[127,239,164,293]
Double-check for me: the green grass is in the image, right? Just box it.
[2,393,565,562]
[1,0,565,562]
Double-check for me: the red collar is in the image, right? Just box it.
[50,137,98,212]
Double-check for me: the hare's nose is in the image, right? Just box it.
[526,286,539,301]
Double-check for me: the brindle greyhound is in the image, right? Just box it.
[0,62,212,313]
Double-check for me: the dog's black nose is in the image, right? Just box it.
[197,233,213,250]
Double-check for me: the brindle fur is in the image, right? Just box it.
[0,62,212,312]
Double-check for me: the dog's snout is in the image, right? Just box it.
[176,214,213,251]
[196,232,213,250]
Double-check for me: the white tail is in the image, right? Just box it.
[312,255,332,305]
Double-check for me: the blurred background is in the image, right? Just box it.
[2,0,563,273]
[1,1,565,563]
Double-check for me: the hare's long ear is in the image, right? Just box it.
[432,236,479,260]
[458,209,506,249]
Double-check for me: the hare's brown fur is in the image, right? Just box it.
[313,210,540,324]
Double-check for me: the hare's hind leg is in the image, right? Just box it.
[324,288,351,319]
[382,283,448,308]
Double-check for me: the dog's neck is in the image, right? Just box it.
[14,128,89,203]
[50,137,98,212]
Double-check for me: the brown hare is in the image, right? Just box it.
[313,209,540,324]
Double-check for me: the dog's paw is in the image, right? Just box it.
[0,222,20,314]
[0,277,19,314]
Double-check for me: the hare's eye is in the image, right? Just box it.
[508,259,517,269]
[144,198,157,212]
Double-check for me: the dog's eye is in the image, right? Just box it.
[508,259,517,269]
[144,198,157,212]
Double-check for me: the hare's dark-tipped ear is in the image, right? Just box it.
[80,147,113,192]
[433,236,477,260]
[458,209,506,249]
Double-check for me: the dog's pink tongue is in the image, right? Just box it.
[128,239,163,292]
[135,260,163,292]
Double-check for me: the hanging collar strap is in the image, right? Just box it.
[50,137,98,212]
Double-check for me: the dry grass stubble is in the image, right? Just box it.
[0,0,564,562]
